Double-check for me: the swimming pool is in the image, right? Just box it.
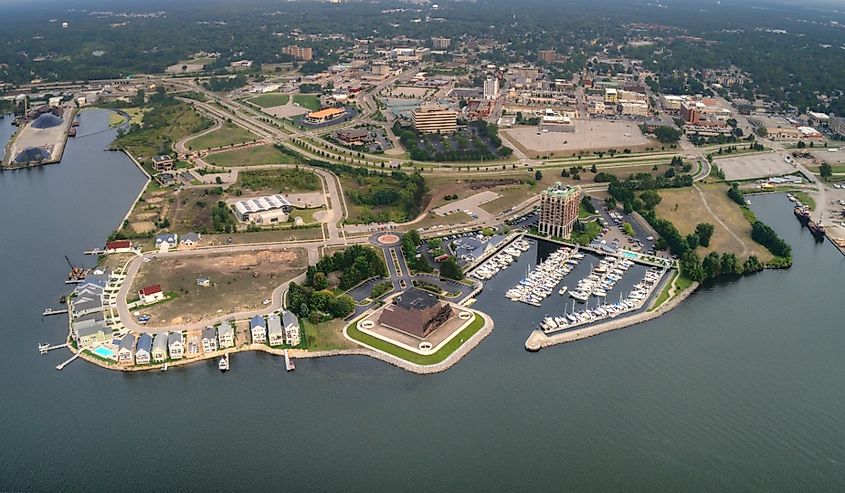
[622,251,638,259]
[92,346,116,359]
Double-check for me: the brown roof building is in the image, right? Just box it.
[378,289,452,339]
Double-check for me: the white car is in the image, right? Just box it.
[646,236,654,241]
[262,299,272,306]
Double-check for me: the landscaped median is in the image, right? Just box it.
[345,312,488,368]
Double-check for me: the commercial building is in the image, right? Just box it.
[483,77,500,100]
[538,183,581,239]
[807,111,830,128]
[232,194,293,224]
[281,46,313,61]
[830,116,845,137]
[681,101,701,124]
[378,288,453,339]
[537,50,557,64]
[431,37,451,50]
[304,107,346,124]
[540,109,575,132]
[604,88,618,104]
[619,100,649,116]
[412,105,457,134]
[660,95,684,111]
[336,128,373,145]
[766,126,824,141]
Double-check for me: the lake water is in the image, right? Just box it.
[1,110,844,491]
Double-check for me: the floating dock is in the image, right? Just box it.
[38,342,68,354]
[42,307,68,317]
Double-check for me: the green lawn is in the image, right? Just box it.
[293,94,321,111]
[290,206,325,225]
[112,102,213,160]
[650,270,678,311]
[247,93,290,108]
[346,313,485,366]
[205,144,298,167]
[186,123,258,150]
[791,191,816,210]
[237,168,321,192]
[570,220,602,246]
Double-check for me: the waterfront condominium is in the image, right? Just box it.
[412,105,458,134]
[538,183,581,239]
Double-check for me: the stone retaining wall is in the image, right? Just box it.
[525,282,699,350]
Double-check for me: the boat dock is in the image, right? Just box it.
[56,352,81,370]
[42,307,68,316]
[284,349,295,371]
[38,342,68,354]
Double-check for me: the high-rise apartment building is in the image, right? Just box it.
[538,183,581,238]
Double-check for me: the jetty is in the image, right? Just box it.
[42,307,68,317]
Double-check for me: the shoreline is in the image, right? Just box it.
[67,310,494,374]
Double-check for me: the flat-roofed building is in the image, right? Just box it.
[483,77,499,100]
[604,88,618,104]
[830,116,845,137]
[281,45,313,61]
[538,183,581,239]
[431,36,451,50]
[412,105,457,134]
[233,194,293,224]
[660,94,684,111]
[537,50,556,64]
[681,101,701,124]
[304,107,346,124]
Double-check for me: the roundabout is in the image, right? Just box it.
[374,233,401,246]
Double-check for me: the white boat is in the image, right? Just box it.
[219,352,229,372]
[558,286,568,295]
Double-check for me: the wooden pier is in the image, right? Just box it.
[56,352,81,370]
[38,342,68,354]
[42,307,69,317]
[284,349,295,372]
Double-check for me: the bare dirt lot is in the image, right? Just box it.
[716,152,795,181]
[655,183,772,261]
[130,248,307,327]
[503,121,653,157]
[263,105,308,118]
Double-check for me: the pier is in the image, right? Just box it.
[284,349,295,371]
[38,342,68,354]
[42,308,68,317]
[56,352,81,370]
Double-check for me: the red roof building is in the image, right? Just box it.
[106,240,133,251]
[139,285,162,297]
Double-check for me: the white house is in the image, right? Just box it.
[267,315,284,347]
[138,284,165,304]
[250,316,267,344]
[201,327,218,353]
[168,332,185,360]
[218,321,235,348]
[283,311,301,346]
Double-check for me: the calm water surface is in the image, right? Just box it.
[1,110,843,491]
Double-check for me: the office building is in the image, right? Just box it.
[483,77,499,100]
[412,105,458,134]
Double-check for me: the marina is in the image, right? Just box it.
[504,246,582,306]
[468,238,532,280]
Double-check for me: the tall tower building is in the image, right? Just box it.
[483,77,499,100]
[538,183,581,238]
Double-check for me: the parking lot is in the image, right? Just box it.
[716,152,796,180]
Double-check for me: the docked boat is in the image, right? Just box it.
[794,206,811,225]
[558,286,568,295]
[218,353,229,372]
[808,219,826,240]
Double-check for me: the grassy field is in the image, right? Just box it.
[655,183,771,260]
[791,191,816,210]
[237,168,321,193]
[107,107,146,127]
[570,220,602,245]
[293,94,321,111]
[205,144,298,167]
[247,93,290,108]
[290,206,325,225]
[130,248,307,327]
[112,102,213,161]
[186,123,258,150]
[346,313,485,365]
[301,319,355,351]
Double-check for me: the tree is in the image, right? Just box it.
[534,170,543,181]
[312,272,328,290]
[640,189,662,210]
[680,251,704,281]
[797,140,806,149]
[439,257,463,280]
[685,233,700,250]
[695,223,715,247]
[604,197,616,209]
[702,252,722,278]
[654,126,682,143]
[581,195,596,214]
[820,162,833,179]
